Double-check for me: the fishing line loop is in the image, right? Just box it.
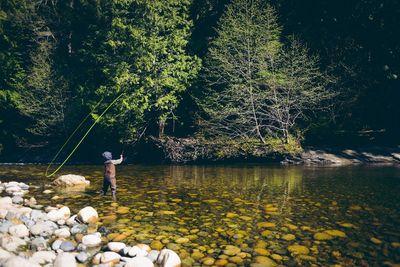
[45,93,125,177]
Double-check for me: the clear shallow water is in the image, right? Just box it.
[1,164,400,266]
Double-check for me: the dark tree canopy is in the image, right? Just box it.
[0,0,398,161]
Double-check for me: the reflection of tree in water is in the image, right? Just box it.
[165,165,304,202]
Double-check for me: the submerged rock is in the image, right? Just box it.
[224,245,241,256]
[313,232,334,240]
[253,256,277,266]
[370,237,382,245]
[324,229,346,238]
[281,234,296,241]
[287,245,309,255]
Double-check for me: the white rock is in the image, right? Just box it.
[101,251,121,264]
[0,247,14,260]
[47,207,70,222]
[12,191,26,197]
[30,221,58,237]
[58,206,71,220]
[54,228,70,238]
[0,209,8,219]
[122,246,131,256]
[3,256,40,267]
[24,197,37,206]
[82,234,101,247]
[108,242,126,252]
[52,239,63,250]
[92,253,102,265]
[156,249,181,267]
[45,206,57,213]
[0,235,27,252]
[137,243,151,252]
[12,196,23,204]
[31,251,57,264]
[53,253,77,267]
[7,207,32,220]
[125,256,154,267]
[66,215,78,226]
[54,174,90,187]
[5,182,19,187]
[0,197,12,207]
[31,210,48,222]
[43,190,53,194]
[5,186,21,194]
[8,224,29,238]
[18,182,29,190]
[0,221,12,233]
[128,245,149,257]
[77,206,98,223]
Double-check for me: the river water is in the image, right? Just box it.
[1,164,400,266]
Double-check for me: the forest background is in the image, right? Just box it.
[0,0,399,163]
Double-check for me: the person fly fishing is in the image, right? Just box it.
[101,151,123,200]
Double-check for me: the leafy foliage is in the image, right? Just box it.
[0,0,398,160]
[96,0,201,141]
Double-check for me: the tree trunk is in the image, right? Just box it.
[159,120,165,138]
[283,128,289,144]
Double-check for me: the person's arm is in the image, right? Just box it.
[111,154,123,165]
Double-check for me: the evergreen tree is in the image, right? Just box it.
[0,0,36,152]
[97,0,200,142]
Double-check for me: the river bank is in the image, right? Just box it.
[1,136,399,165]
[138,137,400,165]
[283,147,400,166]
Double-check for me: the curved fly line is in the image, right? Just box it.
[45,92,125,177]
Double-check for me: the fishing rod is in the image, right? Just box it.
[45,92,125,177]
[120,122,148,163]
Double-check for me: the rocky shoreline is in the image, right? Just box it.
[0,179,181,267]
[283,147,400,165]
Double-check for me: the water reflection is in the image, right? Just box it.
[1,164,399,266]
